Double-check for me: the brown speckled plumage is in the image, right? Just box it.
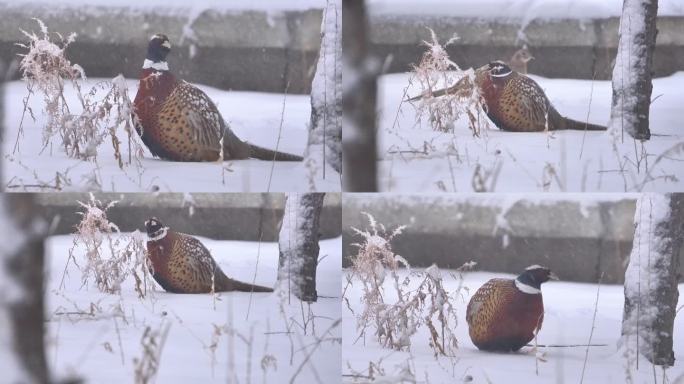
[133,34,302,162]
[408,61,607,132]
[145,217,273,294]
[477,65,559,132]
[466,266,556,351]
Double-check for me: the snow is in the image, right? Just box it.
[343,268,684,383]
[278,196,295,248]
[4,0,325,13]
[278,194,318,257]
[349,192,639,205]
[42,234,341,383]
[375,71,684,192]
[277,194,302,277]
[623,193,672,300]
[366,0,684,18]
[306,0,343,179]
[2,78,340,192]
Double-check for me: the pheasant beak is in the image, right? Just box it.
[548,272,559,281]
[525,55,535,63]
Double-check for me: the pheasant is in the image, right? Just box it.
[408,61,607,132]
[508,45,534,75]
[144,217,273,294]
[133,34,302,162]
[466,265,557,351]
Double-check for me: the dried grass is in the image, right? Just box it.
[133,322,171,384]
[347,212,471,357]
[67,193,151,298]
[344,357,418,383]
[16,19,144,171]
[409,28,489,136]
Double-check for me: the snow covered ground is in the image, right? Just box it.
[2,78,340,192]
[376,72,684,192]
[343,269,684,384]
[4,0,324,12]
[45,234,341,383]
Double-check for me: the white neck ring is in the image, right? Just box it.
[515,279,541,294]
[491,70,512,78]
[143,59,169,71]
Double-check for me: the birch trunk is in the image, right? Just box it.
[621,193,682,367]
[277,193,325,302]
[305,0,342,186]
[607,0,658,141]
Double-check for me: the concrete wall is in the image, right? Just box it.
[342,195,684,284]
[36,193,341,241]
[369,15,684,80]
[0,3,323,93]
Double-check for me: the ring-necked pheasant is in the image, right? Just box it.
[466,265,557,351]
[133,34,302,162]
[508,45,534,75]
[144,217,273,294]
[408,61,607,132]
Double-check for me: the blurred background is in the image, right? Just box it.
[0,0,325,93]
[363,0,684,79]
[343,193,684,284]
[37,192,341,241]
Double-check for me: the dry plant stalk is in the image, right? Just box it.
[16,18,81,154]
[471,160,503,192]
[16,19,145,169]
[409,28,489,136]
[133,323,171,384]
[69,193,151,297]
[348,212,465,357]
[207,323,257,380]
[346,357,417,383]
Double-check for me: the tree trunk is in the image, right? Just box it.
[0,194,50,383]
[1,58,4,190]
[607,0,658,141]
[305,0,342,184]
[621,193,682,366]
[277,193,325,302]
[342,0,378,192]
